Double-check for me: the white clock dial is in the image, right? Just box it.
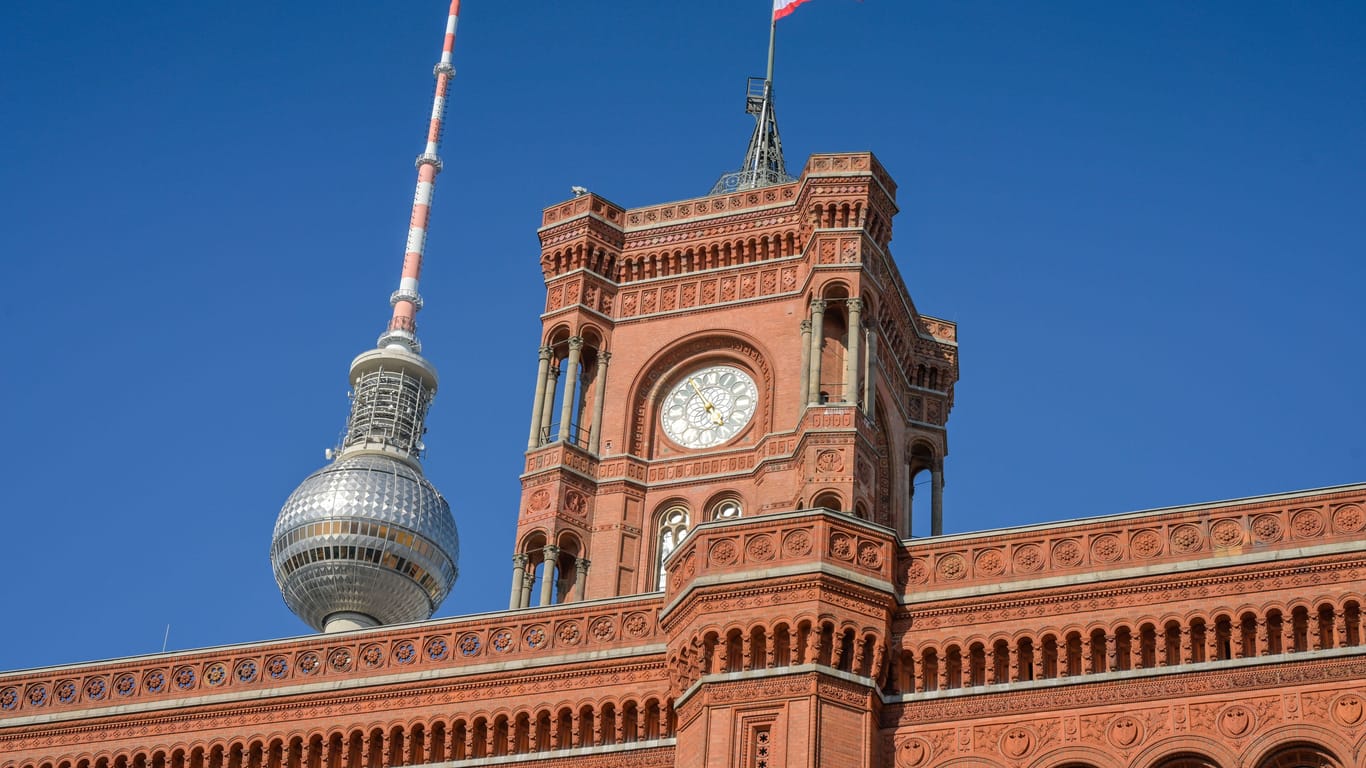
[660,365,758,449]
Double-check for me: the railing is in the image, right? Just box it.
[538,422,591,451]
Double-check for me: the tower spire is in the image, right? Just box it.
[272,2,463,634]
[710,15,795,195]
[380,0,462,353]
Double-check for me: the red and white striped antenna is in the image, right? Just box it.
[379,0,462,352]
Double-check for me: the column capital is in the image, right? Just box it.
[575,557,591,574]
[538,345,554,360]
[568,336,585,350]
[799,319,812,333]
[513,553,529,566]
[846,297,864,312]
[597,351,612,366]
[810,298,827,312]
[542,544,561,558]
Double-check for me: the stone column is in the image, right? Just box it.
[539,545,560,607]
[1105,633,1118,672]
[1131,633,1145,670]
[798,319,812,411]
[844,298,862,404]
[1334,612,1348,650]
[509,554,528,610]
[862,327,877,415]
[1255,618,1269,656]
[906,471,916,537]
[806,300,826,404]
[931,463,944,536]
[742,633,753,671]
[1032,648,1045,681]
[526,346,553,450]
[1180,627,1193,664]
[574,558,590,601]
[588,352,610,453]
[1309,616,1322,651]
[557,337,584,443]
[520,571,533,609]
[539,364,559,444]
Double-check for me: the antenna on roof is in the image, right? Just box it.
[710,6,796,194]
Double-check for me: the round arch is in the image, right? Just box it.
[625,330,774,457]
[1244,728,1351,768]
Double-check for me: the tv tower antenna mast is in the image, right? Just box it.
[271,1,464,634]
[711,8,796,194]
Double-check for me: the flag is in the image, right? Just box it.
[773,0,815,21]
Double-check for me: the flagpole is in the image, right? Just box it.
[765,18,777,85]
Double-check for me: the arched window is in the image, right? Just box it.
[812,491,843,512]
[657,506,690,588]
[711,498,742,520]
[1257,744,1342,768]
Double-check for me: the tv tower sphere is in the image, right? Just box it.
[271,1,464,633]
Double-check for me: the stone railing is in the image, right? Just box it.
[664,508,900,604]
[897,485,1366,596]
[539,153,891,233]
[0,596,664,719]
[541,192,626,229]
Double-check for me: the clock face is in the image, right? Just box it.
[661,365,758,449]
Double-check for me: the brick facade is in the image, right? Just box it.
[2,154,1362,768]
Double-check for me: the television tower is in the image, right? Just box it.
[271,1,463,633]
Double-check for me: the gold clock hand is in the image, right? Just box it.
[689,378,726,425]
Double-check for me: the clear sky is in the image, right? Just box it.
[1,1,1362,672]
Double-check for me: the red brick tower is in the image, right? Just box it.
[511,148,958,765]
[513,151,958,608]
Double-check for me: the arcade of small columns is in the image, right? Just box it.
[12,696,676,768]
[892,595,1364,693]
[507,544,589,611]
[524,337,611,452]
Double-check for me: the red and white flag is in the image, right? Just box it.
[773,0,815,21]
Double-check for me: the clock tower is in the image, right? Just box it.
[509,151,959,610]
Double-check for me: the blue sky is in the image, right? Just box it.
[1,1,1362,672]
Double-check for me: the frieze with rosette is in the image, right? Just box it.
[0,601,663,717]
[895,491,1366,594]
[902,556,1364,638]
